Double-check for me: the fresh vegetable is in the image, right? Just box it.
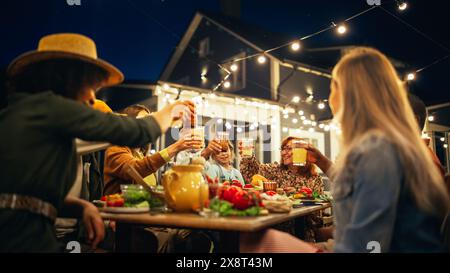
[232,180,243,188]
[299,187,313,197]
[232,190,254,210]
[251,174,268,187]
[265,190,277,196]
[244,184,254,189]
[209,198,261,216]
[102,194,125,207]
[219,185,242,203]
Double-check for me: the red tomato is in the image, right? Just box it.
[100,196,106,201]
[244,184,254,189]
[232,180,243,188]
[221,186,241,203]
[265,190,277,196]
[232,190,253,210]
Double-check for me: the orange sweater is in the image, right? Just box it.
[103,146,168,195]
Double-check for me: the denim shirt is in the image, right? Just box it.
[331,134,445,253]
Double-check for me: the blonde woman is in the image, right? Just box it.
[241,47,449,253]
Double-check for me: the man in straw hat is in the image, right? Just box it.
[0,33,195,252]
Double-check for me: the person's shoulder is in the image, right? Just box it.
[106,146,132,155]
[350,131,396,158]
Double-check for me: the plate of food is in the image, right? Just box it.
[95,186,154,214]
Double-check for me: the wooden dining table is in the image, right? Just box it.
[101,203,331,252]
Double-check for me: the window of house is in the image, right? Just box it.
[198,37,210,58]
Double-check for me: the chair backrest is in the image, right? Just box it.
[443,173,450,252]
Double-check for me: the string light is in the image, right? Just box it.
[237,127,243,133]
[300,116,306,121]
[217,118,223,124]
[298,110,304,116]
[223,81,231,89]
[291,41,301,51]
[319,124,325,129]
[283,114,289,119]
[440,137,445,142]
[282,127,289,133]
[324,125,330,131]
[308,128,315,133]
[162,83,170,90]
[427,115,435,122]
[336,24,347,35]
[225,122,232,129]
[292,118,298,124]
[312,121,317,127]
[318,102,326,109]
[230,63,239,72]
[292,96,301,103]
[406,72,416,81]
[257,55,267,64]
[398,1,408,11]
[444,144,448,149]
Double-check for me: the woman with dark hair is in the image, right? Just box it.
[0,33,194,252]
[240,136,324,193]
[103,104,203,195]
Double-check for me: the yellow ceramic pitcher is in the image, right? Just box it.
[162,165,209,212]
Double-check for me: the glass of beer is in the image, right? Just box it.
[216,131,229,152]
[191,126,205,150]
[240,138,254,158]
[292,139,308,166]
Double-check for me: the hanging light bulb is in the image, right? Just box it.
[282,109,289,115]
[292,118,298,124]
[308,128,315,133]
[398,1,408,11]
[444,144,448,149]
[440,137,445,142]
[282,127,289,133]
[406,72,416,81]
[318,102,326,110]
[300,116,306,121]
[291,41,301,51]
[223,81,231,89]
[428,115,435,122]
[336,24,347,35]
[217,118,223,124]
[312,121,317,127]
[292,96,301,103]
[298,110,304,116]
[257,55,267,64]
[324,125,330,131]
[230,63,239,72]
[237,127,243,133]
[162,83,170,90]
[283,114,289,119]
[225,122,232,129]
[319,124,325,129]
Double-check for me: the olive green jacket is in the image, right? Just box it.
[0,91,161,252]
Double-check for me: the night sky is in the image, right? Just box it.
[2,0,450,105]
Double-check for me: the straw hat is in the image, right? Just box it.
[7,33,124,86]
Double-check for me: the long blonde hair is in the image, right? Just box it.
[332,47,449,217]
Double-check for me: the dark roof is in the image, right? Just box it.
[199,11,409,72]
